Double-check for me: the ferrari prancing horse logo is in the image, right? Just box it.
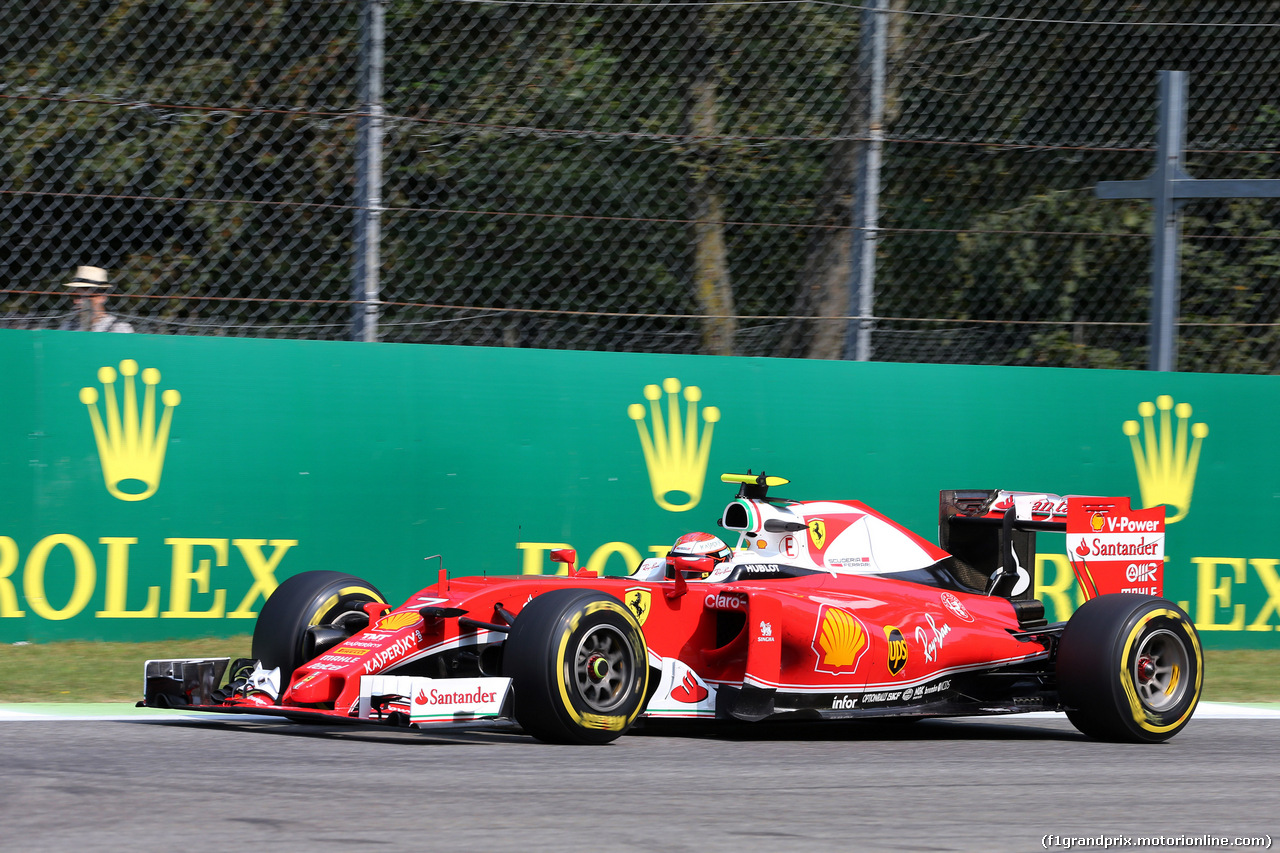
[807,518,826,550]
[625,588,652,626]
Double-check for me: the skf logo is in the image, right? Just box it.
[1122,395,1208,524]
[884,626,908,675]
[628,378,719,512]
[625,587,651,626]
[812,604,868,675]
[377,611,421,631]
[80,359,181,501]
[807,518,826,551]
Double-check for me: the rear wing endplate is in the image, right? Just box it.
[942,491,1164,600]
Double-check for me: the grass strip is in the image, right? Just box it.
[0,639,1276,704]
[0,636,252,703]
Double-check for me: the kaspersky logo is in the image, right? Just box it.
[1122,395,1208,524]
[628,378,719,512]
[80,359,181,502]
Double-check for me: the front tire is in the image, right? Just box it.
[504,589,650,744]
[1057,594,1203,743]
[251,571,385,688]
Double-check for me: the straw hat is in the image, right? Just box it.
[65,266,110,289]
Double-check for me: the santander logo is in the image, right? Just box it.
[671,671,709,704]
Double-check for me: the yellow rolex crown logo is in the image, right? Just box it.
[79,359,181,502]
[1122,395,1208,524]
[628,378,719,512]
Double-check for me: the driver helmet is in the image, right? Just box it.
[667,532,732,578]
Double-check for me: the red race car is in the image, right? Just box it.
[142,472,1203,744]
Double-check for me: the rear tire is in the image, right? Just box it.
[1057,594,1202,743]
[504,589,649,744]
[251,571,385,688]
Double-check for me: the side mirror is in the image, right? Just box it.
[550,548,577,573]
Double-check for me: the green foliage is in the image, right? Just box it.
[950,188,1150,367]
[3,0,1280,365]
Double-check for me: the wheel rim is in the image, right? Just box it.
[1131,627,1189,712]
[572,624,635,713]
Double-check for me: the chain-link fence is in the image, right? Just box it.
[4,1,1280,372]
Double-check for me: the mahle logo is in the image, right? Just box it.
[80,359,181,502]
[628,378,719,512]
[1122,395,1208,524]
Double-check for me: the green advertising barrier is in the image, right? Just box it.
[1,329,1277,648]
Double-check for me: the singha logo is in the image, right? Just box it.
[1122,395,1208,524]
[80,359,181,501]
[627,378,720,512]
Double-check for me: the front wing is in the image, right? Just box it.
[142,658,516,729]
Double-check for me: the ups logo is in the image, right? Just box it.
[884,626,908,676]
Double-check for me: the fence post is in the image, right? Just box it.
[352,0,385,342]
[843,0,885,362]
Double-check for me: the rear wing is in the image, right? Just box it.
[940,490,1165,600]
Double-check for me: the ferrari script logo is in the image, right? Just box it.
[625,587,652,626]
[807,518,826,550]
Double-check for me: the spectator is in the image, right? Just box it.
[66,266,134,333]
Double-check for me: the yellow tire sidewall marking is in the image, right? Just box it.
[1119,607,1202,734]
[554,599,649,732]
[307,586,385,627]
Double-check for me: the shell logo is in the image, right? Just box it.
[377,611,422,631]
[812,605,869,675]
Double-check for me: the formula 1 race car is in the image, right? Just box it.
[142,472,1203,744]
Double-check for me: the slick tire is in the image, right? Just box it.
[1057,594,1203,743]
[504,589,650,744]
[251,570,385,686]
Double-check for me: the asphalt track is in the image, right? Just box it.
[0,705,1276,853]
